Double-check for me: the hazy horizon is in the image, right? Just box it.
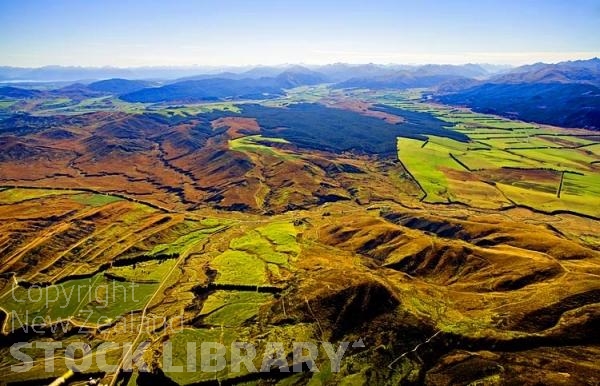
[1,57,599,72]
[1,0,599,67]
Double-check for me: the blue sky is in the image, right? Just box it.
[0,0,598,67]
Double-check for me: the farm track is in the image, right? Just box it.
[557,171,565,198]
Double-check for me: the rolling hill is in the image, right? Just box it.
[434,58,600,130]
[0,86,42,99]
[88,78,157,94]
[119,69,328,102]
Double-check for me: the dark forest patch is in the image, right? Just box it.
[210,103,465,156]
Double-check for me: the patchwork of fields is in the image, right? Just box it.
[0,188,307,384]
[368,91,600,217]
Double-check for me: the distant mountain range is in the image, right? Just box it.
[334,64,495,89]
[489,58,600,86]
[87,78,158,94]
[0,63,506,83]
[0,65,261,82]
[1,59,599,129]
[110,64,507,103]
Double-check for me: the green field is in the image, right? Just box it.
[211,221,299,286]
[164,327,242,384]
[266,84,333,106]
[149,222,227,257]
[0,100,17,109]
[200,290,273,327]
[1,272,159,330]
[229,135,294,159]
[397,136,513,208]
[7,93,242,117]
[397,137,460,202]
[106,258,178,283]
[146,101,241,117]
[0,188,80,204]
[70,192,123,207]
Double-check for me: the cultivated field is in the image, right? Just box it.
[367,90,600,217]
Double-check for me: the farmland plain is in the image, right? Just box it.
[365,90,600,217]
